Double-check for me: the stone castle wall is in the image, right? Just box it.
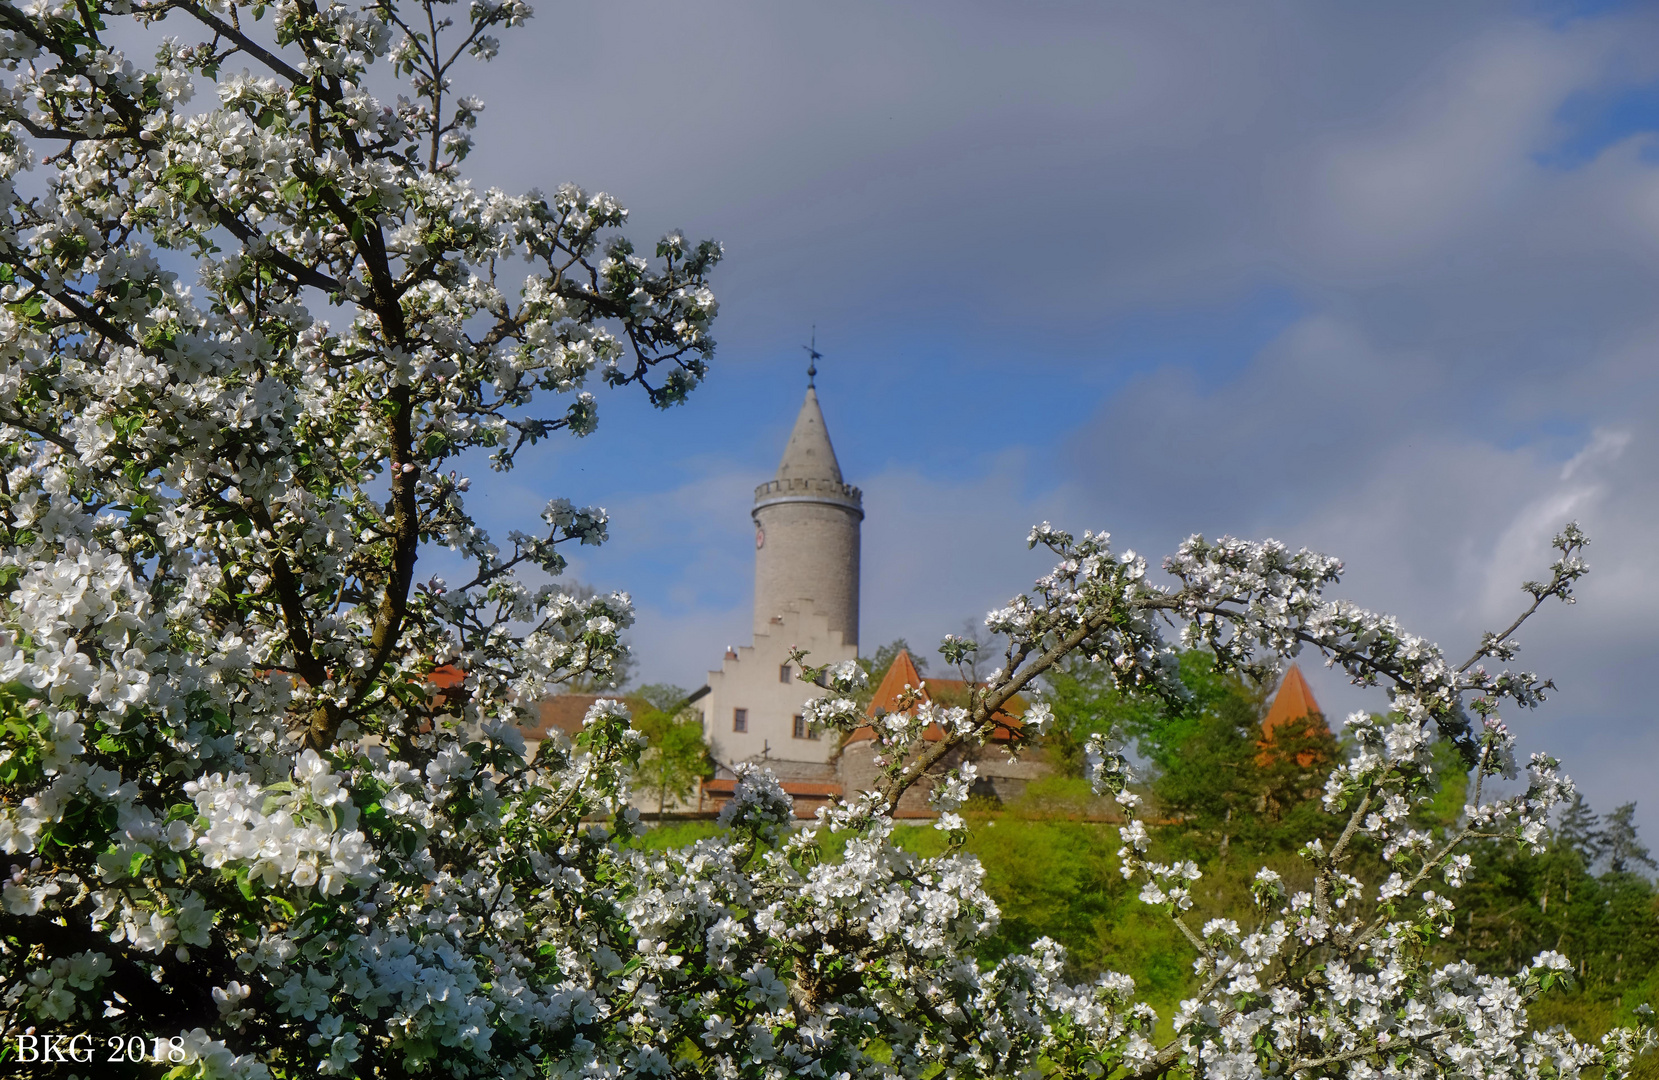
[752,495,861,648]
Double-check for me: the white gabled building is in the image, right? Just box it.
[526,369,1041,817]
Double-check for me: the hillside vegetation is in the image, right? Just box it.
[647,649,1659,1067]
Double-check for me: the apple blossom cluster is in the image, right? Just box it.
[0,0,1651,1076]
[1083,730,1141,809]
[772,522,1647,1080]
[713,763,794,846]
[1167,526,1590,758]
[998,523,1183,696]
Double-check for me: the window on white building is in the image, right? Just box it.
[733,708,747,733]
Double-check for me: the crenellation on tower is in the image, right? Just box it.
[750,386,862,648]
[692,363,1040,819]
[752,476,863,507]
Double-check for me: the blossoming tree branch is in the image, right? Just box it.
[0,0,1652,1077]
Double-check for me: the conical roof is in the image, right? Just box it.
[844,649,1026,744]
[776,388,844,483]
[866,649,926,717]
[1261,664,1323,740]
[1258,664,1332,769]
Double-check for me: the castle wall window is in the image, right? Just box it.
[792,714,819,740]
[779,664,791,684]
[733,708,748,733]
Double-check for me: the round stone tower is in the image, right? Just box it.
[751,386,862,647]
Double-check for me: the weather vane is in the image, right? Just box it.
[802,326,822,388]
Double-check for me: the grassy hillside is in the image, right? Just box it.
[639,781,1658,1067]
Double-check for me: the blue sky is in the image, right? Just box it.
[437,0,1659,837]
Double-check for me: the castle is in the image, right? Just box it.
[692,376,864,814]
[519,369,1328,819]
[700,380,861,772]
[694,372,1043,817]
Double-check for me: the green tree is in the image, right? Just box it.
[1557,793,1605,865]
[1042,651,1337,858]
[632,683,715,819]
[1605,803,1658,876]
[1447,835,1658,989]
[1039,657,1165,777]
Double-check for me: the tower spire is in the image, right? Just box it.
[751,362,862,647]
[803,326,821,389]
[774,382,844,483]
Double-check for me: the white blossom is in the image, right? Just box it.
[0,5,1640,1076]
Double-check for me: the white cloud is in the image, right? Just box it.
[442,0,1659,842]
[1299,25,1597,268]
[859,453,1078,656]
[1061,313,1659,835]
[627,602,754,694]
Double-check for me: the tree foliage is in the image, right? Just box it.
[1604,803,1658,877]
[1043,651,1338,858]
[879,777,1659,1058]
[629,683,713,820]
[1447,822,1659,994]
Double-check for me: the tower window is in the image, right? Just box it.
[779,663,792,684]
[792,714,806,739]
[733,708,748,733]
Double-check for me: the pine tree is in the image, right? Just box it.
[1555,792,1605,867]
[1602,802,1657,875]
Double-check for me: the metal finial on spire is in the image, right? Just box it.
[802,326,821,388]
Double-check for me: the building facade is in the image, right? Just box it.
[529,376,1324,821]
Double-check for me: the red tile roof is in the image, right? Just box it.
[521,694,650,741]
[427,664,466,690]
[844,649,1025,744]
[868,648,925,712]
[702,778,843,798]
[1257,664,1331,767]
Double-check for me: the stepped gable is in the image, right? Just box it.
[844,649,1025,745]
[1257,664,1330,767]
